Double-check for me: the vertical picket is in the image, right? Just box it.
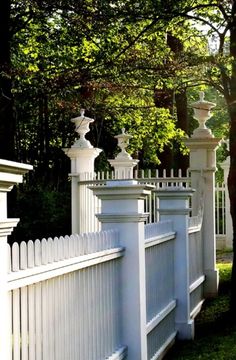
[28,284,36,360]
[13,288,21,360]
[27,240,34,268]
[34,239,41,266]
[9,291,13,360]
[21,286,28,360]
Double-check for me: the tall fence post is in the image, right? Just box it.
[91,180,153,360]
[185,92,221,298]
[0,159,32,360]
[64,110,102,234]
[155,187,195,340]
[221,145,233,249]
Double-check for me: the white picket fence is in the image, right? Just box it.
[75,169,229,248]
[6,203,205,360]
[75,169,190,234]
[7,231,126,360]
[0,153,217,360]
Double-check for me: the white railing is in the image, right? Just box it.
[76,171,230,249]
[7,231,126,360]
[77,169,190,233]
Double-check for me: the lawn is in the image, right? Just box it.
[166,253,235,359]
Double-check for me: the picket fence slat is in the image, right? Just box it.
[28,240,34,268]
[28,285,35,360]
[13,289,20,360]
[21,287,28,360]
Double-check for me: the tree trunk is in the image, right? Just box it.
[0,1,15,160]
[175,88,189,173]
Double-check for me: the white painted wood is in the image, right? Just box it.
[13,289,21,360]
[185,134,220,298]
[21,286,28,360]
[156,188,195,340]
[42,281,49,360]
[12,242,19,271]
[34,239,41,266]
[92,183,155,360]
[35,283,42,360]
[42,238,48,265]
[27,240,35,268]
[146,300,176,335]
[20,241,27,270]
[7,243,11,273]
[28,285,36,360]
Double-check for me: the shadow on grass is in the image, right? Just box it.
[165,260,236,360]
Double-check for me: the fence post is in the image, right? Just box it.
[64,110,102,234]
[91,180,153,360]
[184,92,221,298]
[155,187,195,340]
[0,159,32,360]
[221,146,233,249]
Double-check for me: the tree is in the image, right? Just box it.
[166,0,236,317]
[0,1,14,159]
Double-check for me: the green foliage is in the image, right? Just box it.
[9,184,71,243]
[10,2,196,173]
[3,0,233,241]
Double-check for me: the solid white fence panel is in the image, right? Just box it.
[188,222,204,317]
[145,221,177,360]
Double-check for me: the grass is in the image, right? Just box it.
[166,253,235,360]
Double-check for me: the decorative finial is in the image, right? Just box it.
[199,91,205,102]
[71,110,94,148]
[191,92,216,138]
[114,129,132,160]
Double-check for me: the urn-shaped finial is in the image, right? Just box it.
[71,109,94,148]
[115,128,132,159]
[191,92,216,138]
